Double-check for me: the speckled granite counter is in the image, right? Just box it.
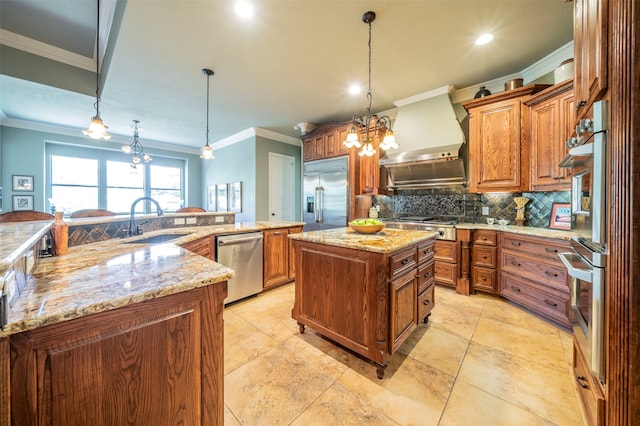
[0,221,53,276]
[1,220,304,337]
[454,223,578,240]
[288,227,437,253]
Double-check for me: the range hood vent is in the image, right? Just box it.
[380,86,467,189]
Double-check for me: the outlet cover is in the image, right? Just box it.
[186,217,197,225]
[174,217,186,225]
[482,206,490,216]
[215,216,224,223]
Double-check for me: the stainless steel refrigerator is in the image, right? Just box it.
[303,156,348,231]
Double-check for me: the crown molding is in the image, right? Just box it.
[394,85,455,107]
[254,128,301,146]
[211,127,301,151]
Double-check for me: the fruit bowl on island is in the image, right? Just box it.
[349,219,385,234]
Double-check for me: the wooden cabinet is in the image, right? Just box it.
[302,123,350,162]
[462,85,549,193]
[471,229,499,294]
[434,240,458,288]
[573,0,607,121]
[357,128,390,196]
[526,80,575,191]
[9,283,227,425]
[180,235,215,260]
[292,236,436,378]
[263,226,301,290]
[499,233,573,328]
[573,336,605,426]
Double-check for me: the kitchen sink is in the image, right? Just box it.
[124,233,192,244]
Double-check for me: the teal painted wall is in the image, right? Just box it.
[255,136,301,221]
[201,137,256,222]
[0,125,202,212]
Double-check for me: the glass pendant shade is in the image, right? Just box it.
[200,144,215,160]
[343,126,362,148]
[359,141,376,157]
[380,130,398,150]
[83,116,111,140]
[122,120,151,166]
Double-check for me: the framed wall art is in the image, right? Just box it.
[207,184,216,211]
[549,203,571,230]
[12,175,34,191]
[13,195,34,211]
[216,184,228,212]
[228,181,242,212]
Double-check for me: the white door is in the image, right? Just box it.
[268,153,295,221]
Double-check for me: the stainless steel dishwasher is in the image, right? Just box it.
[216,232,263,304]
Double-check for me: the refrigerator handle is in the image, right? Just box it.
[316,186,324,223]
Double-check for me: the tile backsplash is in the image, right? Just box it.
[375,189,570,228]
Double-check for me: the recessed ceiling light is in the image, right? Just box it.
[235,1,254,19]
[475,33,494,46]
[349,84,361,95]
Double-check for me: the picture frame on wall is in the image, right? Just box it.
[13,195,34,211]
[228,181,242,212]
[207,184,216,212]
[12,175,34,192]
[549,203,572,230]
[216,184,228,212]
[0,187,3,211]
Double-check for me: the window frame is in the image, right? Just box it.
[46,143,186,215]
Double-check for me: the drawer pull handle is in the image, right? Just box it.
[402,259,410,265]
[545,271,558,277]
[511,241,521,246]
[576,376,589,389]
[482,237,487,241]
[511,286,520,292]
[544,299,558,307]
[481,276,487,281]
[510,260,521,267]
[423,299,431,305]
[424,272,431,277]
[544,248,558,253]
[423,249,431,254]
[482,255,488,259]
[274,231,282,235]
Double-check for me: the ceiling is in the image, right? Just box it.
[0,0,574,152]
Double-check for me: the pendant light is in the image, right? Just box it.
[122,120,151,169]
[343,11,398,156]
[200,68,215,160]
[83,0,111,140]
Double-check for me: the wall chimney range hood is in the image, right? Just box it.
[379,85,467,189]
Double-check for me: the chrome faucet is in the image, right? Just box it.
[128,197,163,236]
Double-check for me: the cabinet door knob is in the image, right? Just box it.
[481,276,487,281]
[482,237,487,240]
[482,255,488,259]
[423,299,431,305]
[576,376,589,389]
[510,260,521,267]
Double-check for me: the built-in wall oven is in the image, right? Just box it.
[558,100,608,385]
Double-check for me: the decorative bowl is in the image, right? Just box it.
[498,219,510,226]
[349,222,385,234]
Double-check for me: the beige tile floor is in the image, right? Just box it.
[223,283,584,426]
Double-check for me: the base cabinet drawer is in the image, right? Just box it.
[435,261,458,287]
[573,337,605,426]
[500,273,571,328]
[418,284,435,323]
[472,266,497,293]
[472,245,497,268]
[417,261,434,293]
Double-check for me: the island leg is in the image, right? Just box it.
[375,363,387,380]
[297,322,306,334]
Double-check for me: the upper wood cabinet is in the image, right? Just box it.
[302,123,350,161]
[525,80,575,191]
[573,0,607,121]
[462,85,550,193]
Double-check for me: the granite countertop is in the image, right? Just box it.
[0,220,305,337]
[0,220,53,276]
[288,227,437,253]
[454,223,579,240]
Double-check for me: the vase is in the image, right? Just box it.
[51,211,69,256]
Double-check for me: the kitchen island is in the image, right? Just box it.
[290,227,437,379]
[1,225,235,426]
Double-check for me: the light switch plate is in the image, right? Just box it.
[482,206,490,216]
[174,217,186,225]
[186,217,197,225]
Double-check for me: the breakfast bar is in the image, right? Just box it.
[290,227,437,378]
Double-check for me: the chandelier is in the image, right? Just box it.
[343,11,398,157]
[122,120,151,169]
[83,0,111,140]
[200,68,215,160]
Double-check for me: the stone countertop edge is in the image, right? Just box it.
[0,220,304,337]
[454,223,579,240]
[0,220,54,276]
[63,211,236,226]
[288,227,437,253]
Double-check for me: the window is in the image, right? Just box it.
[46,144,185,214]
